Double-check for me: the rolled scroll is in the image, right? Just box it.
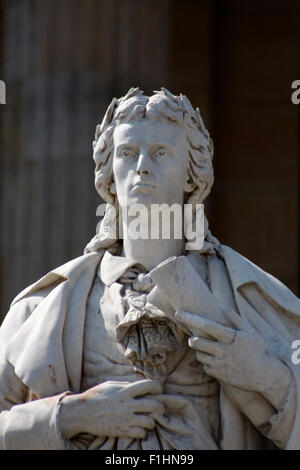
[149,255,227,327]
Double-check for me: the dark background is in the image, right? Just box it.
[0,0,299,322]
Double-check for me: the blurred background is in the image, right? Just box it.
[0,0,299,322]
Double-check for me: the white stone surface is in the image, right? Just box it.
[1,88,300,449]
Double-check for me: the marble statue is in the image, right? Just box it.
[1,87,300,450]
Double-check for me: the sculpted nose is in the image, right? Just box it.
[137,167,150,176]
[136,152,151,176]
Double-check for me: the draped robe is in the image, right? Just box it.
[1,245,300,449]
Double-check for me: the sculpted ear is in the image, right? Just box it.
[184,177,197,193]
[110,180,116,195]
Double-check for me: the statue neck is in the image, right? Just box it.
[119,203,186,271]
[122,237,185,272]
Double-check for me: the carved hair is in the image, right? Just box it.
[92,87,214,205]
[85,87,219,254]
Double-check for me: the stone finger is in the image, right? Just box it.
[195,350,215,366]
[126,379,162,398]
[189,336,223,357]
[132,398,165,415]
[176,311,234,344]
[132,414,155,430]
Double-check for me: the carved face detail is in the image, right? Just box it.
[112,119,190,209]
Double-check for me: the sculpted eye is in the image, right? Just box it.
[153,148,169,158]
[119,148,136,158]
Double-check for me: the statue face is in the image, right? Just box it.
[112,119,189,209]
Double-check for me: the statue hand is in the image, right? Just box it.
[175,310,288,394]
[60,379,164,440]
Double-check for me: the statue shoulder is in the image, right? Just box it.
[11,251,102,307]
[0,284,56,351]
[217,244,300,317]
[0,252,102,348]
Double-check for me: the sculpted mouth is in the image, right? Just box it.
[132,182,156,189]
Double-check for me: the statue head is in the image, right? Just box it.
[93,87,214,206]
[85,87,216,253]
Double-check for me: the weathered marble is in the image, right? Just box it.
[1,88,300,450]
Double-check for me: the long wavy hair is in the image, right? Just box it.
[84,87,219,255]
